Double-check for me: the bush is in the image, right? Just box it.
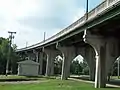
[83,67,89,75]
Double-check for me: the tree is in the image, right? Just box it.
[0,37,19,75]
[80,60,89,75]
[54,56,62,75]
[0,38,9,74]
[70,60,83,75]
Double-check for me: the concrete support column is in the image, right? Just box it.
[105,38,119,79]
[44,49,58,76]
[35,52,39,62]
[85,47,95,81]
[58,46,76,80]
[83,30,107,88]
[89,65,95,81]
[33,49,38,62]
[38,52,44,75]
[77,47,95,81]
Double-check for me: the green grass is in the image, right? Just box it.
[0,79,119,90]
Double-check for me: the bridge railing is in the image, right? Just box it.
[17,0,120,51]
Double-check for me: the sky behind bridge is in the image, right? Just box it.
[0,0,102,49]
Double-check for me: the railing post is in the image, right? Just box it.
[107,0,109,7]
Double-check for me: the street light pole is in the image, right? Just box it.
[86,0,89,20]
[6,31,16,76]
[84,0,89,38]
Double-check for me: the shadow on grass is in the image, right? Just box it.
[0,75,58,82]
[0,75,42,82]
[106,86,117,88]
[0,78,38,82]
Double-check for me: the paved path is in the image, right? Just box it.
[0,80,49,84]
[69,78,120,88]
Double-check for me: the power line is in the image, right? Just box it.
[6,31,16,76]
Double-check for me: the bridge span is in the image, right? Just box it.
[16,0,120,88]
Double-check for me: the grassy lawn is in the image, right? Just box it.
[0,79,119,90]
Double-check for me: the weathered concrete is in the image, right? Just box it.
[105,38,119,78]
[83,30,107,88]
[85,47,95,81]
[44,49,58,76]
[38,52,44,75]
[77,47,95,81]
[58,46,76,80]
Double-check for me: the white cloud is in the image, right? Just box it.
[0,0,85,49]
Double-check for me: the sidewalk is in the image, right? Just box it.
[69,78,120,88]
[0,80,49,84]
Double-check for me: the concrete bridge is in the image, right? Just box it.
[16,0,120,88]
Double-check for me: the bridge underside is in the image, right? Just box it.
[90,13,120,38]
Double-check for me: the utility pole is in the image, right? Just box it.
[6,31,16,76]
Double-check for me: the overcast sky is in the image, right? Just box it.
[0,0,102,49]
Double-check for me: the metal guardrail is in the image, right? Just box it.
[17,0,120,52]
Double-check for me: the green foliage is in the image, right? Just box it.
[54,56,62,75]
[70,60,83,75]
[0,37,19,74]
[111,60,120,76]
[70,60,89,75]
[83,66,89,75]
